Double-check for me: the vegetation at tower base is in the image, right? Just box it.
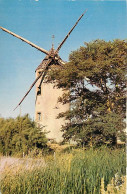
[49,39,126,146]
[0,148,126,193]
[0,115,48,156]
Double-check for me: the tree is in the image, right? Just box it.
[49,39,126,146]
[0,115,48,155]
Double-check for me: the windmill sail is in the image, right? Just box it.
[0,27,49,55]
[13,59,52,111]
[55,10,87,53]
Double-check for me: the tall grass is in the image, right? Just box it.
[0,147,126,194]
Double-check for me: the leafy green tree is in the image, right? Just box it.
[49,39,126,146]
[0,115,48,155]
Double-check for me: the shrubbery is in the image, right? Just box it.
[0,115,48,156]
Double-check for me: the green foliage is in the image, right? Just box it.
[0,115,48,156]
[0,148,126,193]
[49,39,126,146]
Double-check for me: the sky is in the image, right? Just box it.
[0,0,126,119]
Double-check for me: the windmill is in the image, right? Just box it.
[0,10,87,142]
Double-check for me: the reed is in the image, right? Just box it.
[0,147,125,194]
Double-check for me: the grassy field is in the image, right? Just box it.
[0,147,126,194]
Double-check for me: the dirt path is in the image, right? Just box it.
[0,157,45,179]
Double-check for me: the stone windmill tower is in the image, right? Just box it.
[35,54,69,142]
[0,10,87,142]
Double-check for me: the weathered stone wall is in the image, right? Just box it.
[35,69,69,142]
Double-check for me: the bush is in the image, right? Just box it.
[0,115,48,156]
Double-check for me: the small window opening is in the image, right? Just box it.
[38,71,41,76]
[37,87,41,95]
[37,112,41,121]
